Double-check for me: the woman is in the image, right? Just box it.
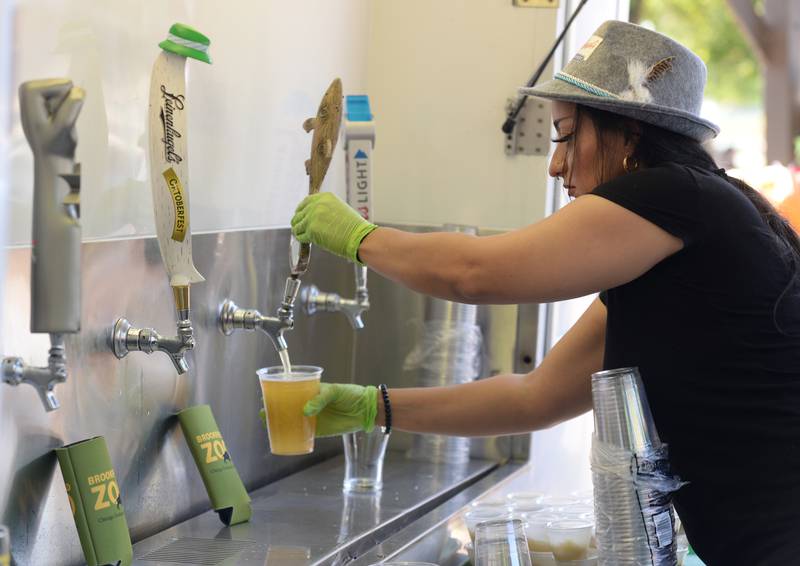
[291,21,800,565]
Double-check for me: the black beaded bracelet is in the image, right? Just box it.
[378,383,392,434]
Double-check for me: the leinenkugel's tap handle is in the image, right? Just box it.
[148,23,207,319]
[110,24,210,375]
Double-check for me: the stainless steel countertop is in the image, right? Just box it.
[131,450,500,565]
[352,461,532,566]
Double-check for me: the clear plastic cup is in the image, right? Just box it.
[507,491,545,505]
[465,507,511,543]
[539,495,579,508]
[470,500,513,515]
[342,428,390,492]
[554,503,595,519]
[368,563,439,566]
[508,492,549,516]
[474,519,532,566]
[546,519,593,562]
[473,494,510,507]
[258,365,322,455]
[522,512,563,553]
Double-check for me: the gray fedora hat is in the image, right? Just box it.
[522,20,720,142]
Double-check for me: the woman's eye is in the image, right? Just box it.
[550,133,574,144]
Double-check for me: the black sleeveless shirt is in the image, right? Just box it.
[593,164,800,565]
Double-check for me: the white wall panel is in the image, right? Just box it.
[530,0,630,497]
[6,0,369,244]
[367,1,558,230]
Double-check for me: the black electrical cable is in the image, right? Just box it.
[501,0,592,135]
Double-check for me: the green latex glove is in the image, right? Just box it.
[291,192,378,264]
[303,383,378,437]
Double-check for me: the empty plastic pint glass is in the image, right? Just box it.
[258,365,322,455]
[343,428,390,492]
[474,519,532,566]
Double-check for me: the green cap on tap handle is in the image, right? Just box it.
[178,405,252,525]
[55,436,133,566]
[159,23,212,64]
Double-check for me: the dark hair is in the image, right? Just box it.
[578,104,800,334]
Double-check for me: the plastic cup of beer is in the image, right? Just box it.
[522,512,563,553]
[258,365,322,455]
[546,519,593,561]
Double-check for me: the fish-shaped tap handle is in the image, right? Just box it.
[291,78,343,276]
[303,77,343,195]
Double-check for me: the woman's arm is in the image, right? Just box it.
[375,297,606,435]
[360,195,682,304]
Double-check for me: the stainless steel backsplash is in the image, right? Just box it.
[0,226,535,565]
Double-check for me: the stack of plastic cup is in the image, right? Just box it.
[591,367,679,566]
[406,227,482,466]
[592,367,661,453]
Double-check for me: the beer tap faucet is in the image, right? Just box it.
[109,24,210,374]
[299,94,374,330]
[2,79,84,411]
[219,276,300,355]
[219,79,342,357]
[300,264,369,330]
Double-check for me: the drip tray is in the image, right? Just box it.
[138,537,258,565]
[132,452,500,565]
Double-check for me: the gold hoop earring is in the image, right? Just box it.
[623,155,639,173]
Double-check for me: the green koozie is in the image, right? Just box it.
[55,436,133,566]
[178,405,252,525]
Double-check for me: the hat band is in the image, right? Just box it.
[167,33,209,54]
[554,71,619,99]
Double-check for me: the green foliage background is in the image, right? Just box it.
[629,0,762,106]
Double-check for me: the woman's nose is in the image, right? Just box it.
[548,147,565,179]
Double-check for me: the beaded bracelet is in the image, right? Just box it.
[378,383,392,434]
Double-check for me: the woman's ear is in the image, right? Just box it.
[623,120,642,151]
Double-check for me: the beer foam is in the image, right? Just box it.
[260,373,319,382]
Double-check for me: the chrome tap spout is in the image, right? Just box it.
[300,265,370,330]
[110,317,194,374]
[2,333,67,411]
[219,298,293,354]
